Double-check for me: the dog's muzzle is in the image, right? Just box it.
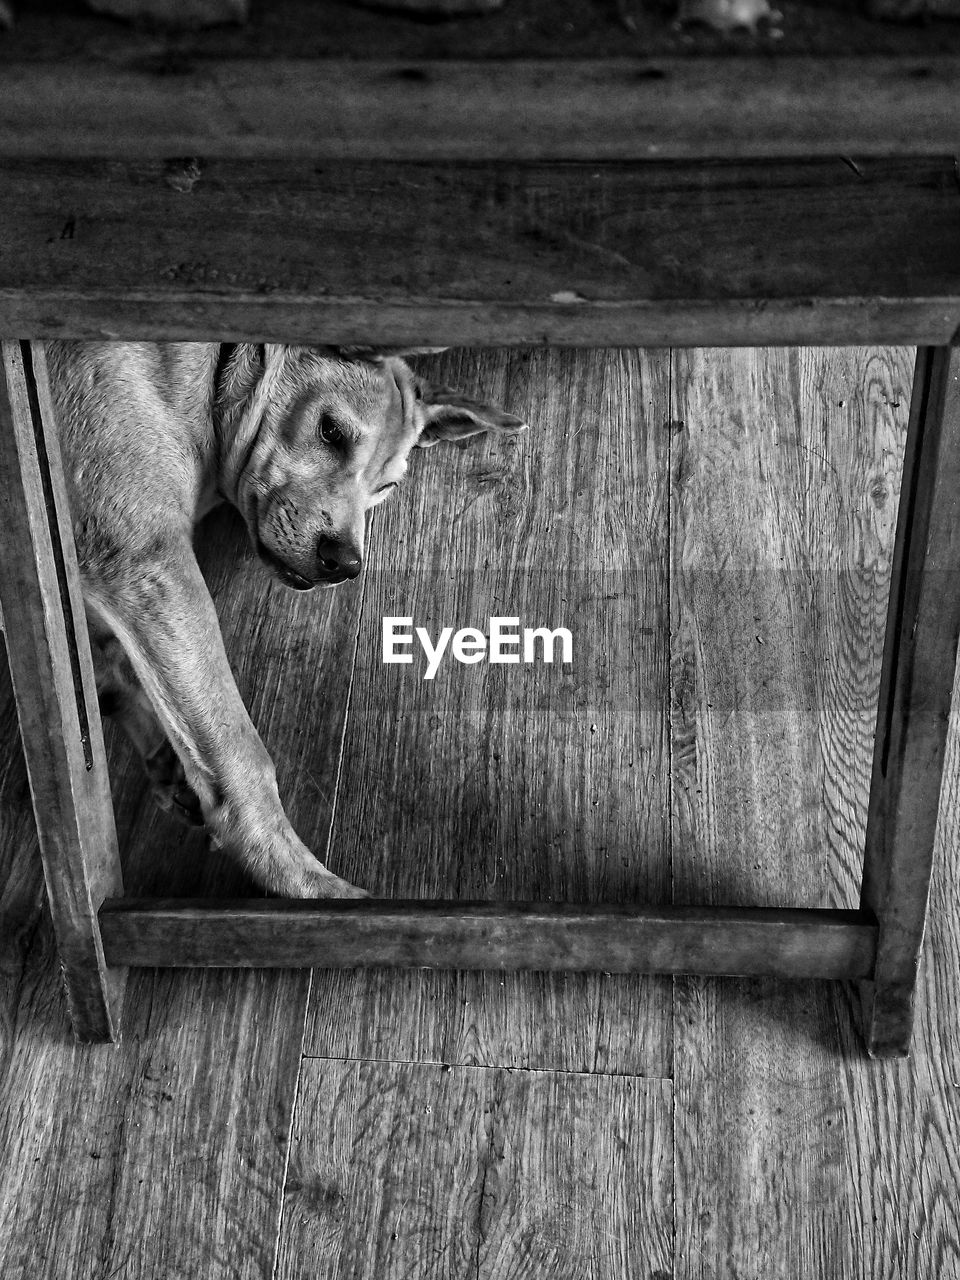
[316,537,362,584]
[256,537,361,590]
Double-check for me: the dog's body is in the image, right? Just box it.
[47,341,524,897]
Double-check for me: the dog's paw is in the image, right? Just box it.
[291,863,371,900]
[144,741,205,827]
[220,820,370,898]
[265,848,370,899]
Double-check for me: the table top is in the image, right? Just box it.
[2,0,959,346]
[1,0,959,160]
[1,152,957,345]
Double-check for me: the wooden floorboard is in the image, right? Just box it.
[275,1059,673,1280]
[670,346,908,913]
[307,347,673,1076]
[2,347,960,1276]
[667,346,959,1278]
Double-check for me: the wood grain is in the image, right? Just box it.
[2,158,959,347]
[1,56,960,162]
[276,1058,673,1280]
[0,945,312,1280]
[4,341,960,1275]
[99,899,879,978]
[918,645,960,1069]
[0,632,47,1081]
[307,347,673,1076]
[670,347,915,1278]
[670,348,912,911]
[860,346,960,1057]
[0,341,124,1042]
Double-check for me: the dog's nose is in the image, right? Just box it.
[316,537,362,582]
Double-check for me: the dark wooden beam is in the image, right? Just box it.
[2,156,959,347]
[0,342,126,1042]
[98,899,879,979]
[860,346,960,1058]
[0,58,958,162]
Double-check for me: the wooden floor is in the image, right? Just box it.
[1,347,959,1279]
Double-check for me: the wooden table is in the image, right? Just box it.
[1,0,958,1055]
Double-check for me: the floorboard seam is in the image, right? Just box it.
[299,1052,674,1082]
[96,1058,137,1280]
[590,974,604,1075]
[474,1156,488,1280]
[322,573,367,874]
[668,346,680,1280]
[270,975,313,1280]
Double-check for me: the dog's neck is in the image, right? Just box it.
[214,342,238,400]
[211,343,271,508]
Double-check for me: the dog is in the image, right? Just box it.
[45,342,526,897]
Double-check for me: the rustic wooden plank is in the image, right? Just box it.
[6,0,960,62]
[0,632,48,1076]
[275,1059,673,1279]
[99,898,879,977]
[918,645,960,1067]
[671,347,913,1277]
[860,346,960,1059]
[0,58,959,163]
[306,348,672,1076]
[0,340,125,1042]
[2,158,959,347]
[671,347,911,912]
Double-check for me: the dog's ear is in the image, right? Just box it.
[416,385,528,449]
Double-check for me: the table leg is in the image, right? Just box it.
[0,340,126,1042]
[860,344,960,1057]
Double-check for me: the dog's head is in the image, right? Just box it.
[216,344,526,590]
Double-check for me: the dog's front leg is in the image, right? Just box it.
[88,536,366,899]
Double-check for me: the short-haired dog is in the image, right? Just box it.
[46,341,525,897]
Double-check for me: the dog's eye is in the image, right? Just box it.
[413,384,423,402]
[319,413,345,447]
